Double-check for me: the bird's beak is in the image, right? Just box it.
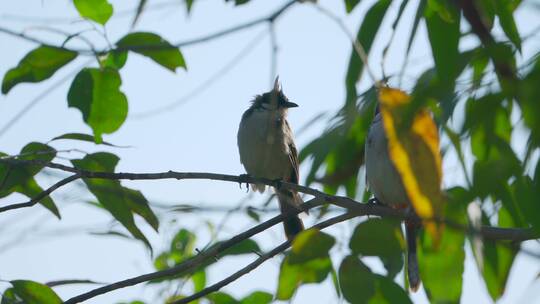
[283,101,299,108]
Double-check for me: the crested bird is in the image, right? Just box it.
[237,77,304,240]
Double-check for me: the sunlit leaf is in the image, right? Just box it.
[207,292,237,304]
[192,271,206,293]
[289,229,335,264]
[349,219,404,278]
[10,280,62,304]
[116,32,186,72]
[378,87,445,239]
[239,291,272,304]
[101,51,128,69]
[338,255,376,303]
[1,288,20,304]
[2,46,77,94]
[170,228,197,258]
[67,67,128,143]
[276,255,332,300]
[73,0,113,25]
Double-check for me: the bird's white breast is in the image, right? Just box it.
[237,109,291,181]
[365,113,411,207]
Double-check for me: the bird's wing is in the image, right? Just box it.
[285,120,299,184]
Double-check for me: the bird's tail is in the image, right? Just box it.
[405,220,421,292]
[277,189,304,240]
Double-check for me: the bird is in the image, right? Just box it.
[237,77,304,240]
[365,104,421,291]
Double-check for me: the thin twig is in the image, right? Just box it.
[312,3,379,87]
[131,29,268,119]
[0,1,296,56]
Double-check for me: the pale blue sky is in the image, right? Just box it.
[0,0,539,303]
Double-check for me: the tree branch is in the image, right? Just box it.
[0,158,538,244]
[0,173,80,213]
[0,1,296,56]
[62,198,324,304]
[173,212,356,304]
[1,158,537,303]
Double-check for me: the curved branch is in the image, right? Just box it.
[173,212,356,304]
[62,198,324,304]
[0,173,80,213]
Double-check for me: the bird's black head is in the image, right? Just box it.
[252,77,298,109]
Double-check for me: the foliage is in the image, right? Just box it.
[1,0,539,303]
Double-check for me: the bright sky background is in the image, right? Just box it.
[1,0,540,303]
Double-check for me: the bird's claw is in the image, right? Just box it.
[239,174,251,192]
[272,178,283,190]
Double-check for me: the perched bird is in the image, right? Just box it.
[237,77,304,240]
[365,105,421,291]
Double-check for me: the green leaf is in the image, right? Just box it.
[116,32,186,72]
[101,51,128,69]
[192,271,206,293]
[18,178,61,218]
[494,0,521,51]
[477,208,519,300]
[338,255,376,304]
[425,1,461,85]
[369,275,412,304]
[51,132,127,147]
[276,255,332,300]
[349,219,404,278]
[73,0,113,25]
[0,143,60,217]
[344,0,361,13]
[207,292,238,304]
[10,280,62,304]
[2,46,77,94]
[289,229,335,263]
[67,67,128,142]
[234,0,250,5]
[71,152,158,250]
[221,239,261,256]
[170,228,197,257]
[186,0,195,13]
[417,191,467,303]
[239,291,272,304]
[1,288,20,304]
[344,0,391,106]
[515,176,540,233]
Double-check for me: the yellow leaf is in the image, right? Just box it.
[378,87,445,239]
